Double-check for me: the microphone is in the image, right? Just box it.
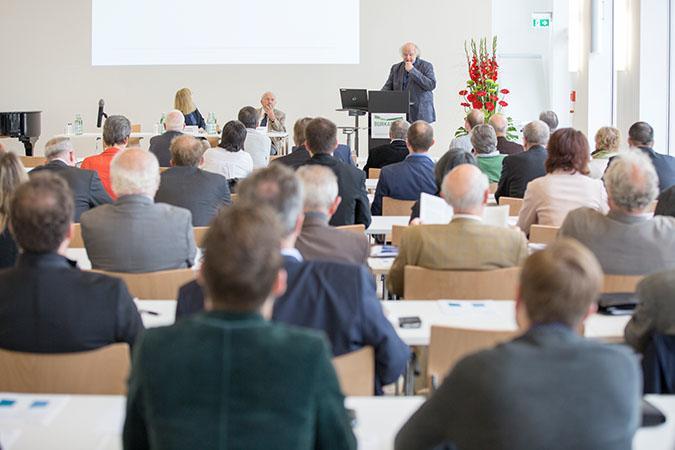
[96,99,106,128]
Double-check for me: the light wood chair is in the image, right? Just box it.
[0,343,130,395]
[193,226,209,247]
[336,224,366,235]
[391,224,408,247]
[332,346,374,396]
[382,197,415,216]
[92,268,195,299]
[128,124,142,146]
[159,167,170,173]
[368,168,381,179]
[602,274,644,293]
[428,327,517,388]
[19,156,47,168]
[69,223,85,248]
[231,193,238,203]
[528,224,560,244]
[206,136,220,148]
[489,182,498,194]
[498,196,524,216]
[403,266,521,300]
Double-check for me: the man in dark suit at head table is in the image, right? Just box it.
[363,119,410,176]
[123,204,357,450]
[149,110,184,167]
[489,113,523,156]
[395,238,641,450]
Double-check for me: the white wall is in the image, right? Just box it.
[0,0,492,158]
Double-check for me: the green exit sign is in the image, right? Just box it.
[532,12,552,28]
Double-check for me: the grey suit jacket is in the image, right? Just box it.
[80,195,197,273]
[295,213,370,265]
[256,107,286,154]
[395,324,641,450]
[559,208,675,275]
[382,58,436,123]
[625,270,675,352]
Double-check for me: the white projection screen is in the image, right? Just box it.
[92,0,359,65]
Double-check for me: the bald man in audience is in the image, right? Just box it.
[388,164,528,297]
[363,119,411,175]
[81,148,196,273]
[395,239,640,450]
[295,165,370,265]
[560,151,675,275]
[257,91,287,154]
[449,109,484,152]
[149,109,184,167]
[489,114,523,155]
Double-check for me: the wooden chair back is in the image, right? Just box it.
[92,268,195,299]
[403,266,521,300]
[131,124,141,132]
[382,197,415,216]
[206,136,220,148]
[0,343,130,395]
[391,225,408,247]
[368,168,381,179]
[489,182,498,194]
[335,224,365,235]
[603,274,644,293]
[332,346,374,396]
[193,226,209,247]
[69,223,85,248]
[498,196,524,216]
[20,156,47,168]
[428,327,516,388]
[529,224,559,244]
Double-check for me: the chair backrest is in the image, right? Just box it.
[131,124,141,132]
[92,268,196,299]
[529,224,559,244]
[332,346,374,396]
[368,168,381,179]
[382,197,415,216]
[488,182,498,194]
[335,224,365,235]
[391,224,408,247]
[603,274,644,293]
[498,196,524,216]
[19,156,47,168]
[428,327,517,388]
[159,167,170,173]
[193,226,209,247]
[0,343,130,395]
[69,223,85,248]
[404,266,521,300]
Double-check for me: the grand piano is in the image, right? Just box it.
[0,111,41,156]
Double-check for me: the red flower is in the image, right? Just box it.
[485,102,495,111]
[458,90,468,96]
[466,93,476,102]
[498,100,508,107]
[472,101,483,109]
[500,88,510,94]
[491,95,498,101]
[460,102,471,107]
[475,91,487,97]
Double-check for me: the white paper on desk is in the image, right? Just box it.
[436,300,516,327]
[0,428,22,449]
[482,205,509,227]
[419,194,509,227]
[0,394,70,426]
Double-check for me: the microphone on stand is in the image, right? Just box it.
[96,99,107,128]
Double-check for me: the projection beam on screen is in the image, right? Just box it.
[92,0,359,65]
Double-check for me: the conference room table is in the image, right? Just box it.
[366,216,410,236]
[0,392,673,450]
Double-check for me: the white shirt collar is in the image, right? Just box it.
[281,248,303,262]
[476,150,501,157]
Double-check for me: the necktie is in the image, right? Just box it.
[260,114,268,127]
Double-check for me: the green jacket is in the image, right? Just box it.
[477,154,506,183]
[123,311,356,450]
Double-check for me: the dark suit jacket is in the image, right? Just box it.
[155,166,231,226]
[395,324,641,450]
[625,270,675,353]
[0,252,143,352]
[494,145,547,201]
[176,254,410,393]
[295,212,370,265]
[382,58,436,123]
[184,108,206,129]
[149,130,183,167]
[30,160,112,222]
[0,226,18,270]
[274,145,354,170]
[496,136,524,155]
[609,147,675,192]
[363,140,409,175]
[371,154,436,216]
[302,154,371,227]
[655,184,675,217]
[123,310,356,450]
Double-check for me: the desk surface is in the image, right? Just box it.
[56,130,288,139]
[366,216,410,235]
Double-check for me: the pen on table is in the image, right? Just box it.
[139,309,159,316]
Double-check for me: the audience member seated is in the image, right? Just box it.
[81,148,196,273]
[202,120,253,189]
[123,204,356,450]
[149,109,184,167]
[389,164,528,297]
[81,115,131,199]
[472,124,505,183]
[174,87,205,129]
[409,148,477,222]
[539,110,559,133]
[494,120,549,202]
[274,117,354,168]
[449,109,484,152]
[31,137,112,221]
[257,91,287,154]
[176,165,408,393]
[654,184,675,217]
[489,113,523,155]
[0,173,143,352]
[561,152,675,275]
[301,118,371,227]
[239,106,271,168]
[625,270,675,353]
[295,165,369,265]
[588,126,621,179]
[0,153,28,269]
[363,119,411,174]
[371,121,436,216]
[517,128,608,234]
[395,239,640,450]
[155,135,231,227]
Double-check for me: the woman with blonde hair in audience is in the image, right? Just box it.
[174,87,206,130]
[517,128,608,235]
[0,152,29,268]
[589,126,621,178]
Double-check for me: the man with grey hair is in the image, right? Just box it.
[449,109,485,153]
[388,164,528,297]
[489,114,523,155]
[363,119,410,175]
[472,123,505,183]
[81,147,196,273]
[382,42,436,123]
[81,114,132,198]
[539,110,559,132]
[31,136,111,221]
[561,151,675,275]
[295,165,369,265]
[149,109,185,167]
[257,91,287,155]
[495,120,549,201]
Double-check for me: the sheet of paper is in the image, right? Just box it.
[0,394,70,426]
[419,193,453,224]
[482,205,509,227]
[0,428,22,449]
